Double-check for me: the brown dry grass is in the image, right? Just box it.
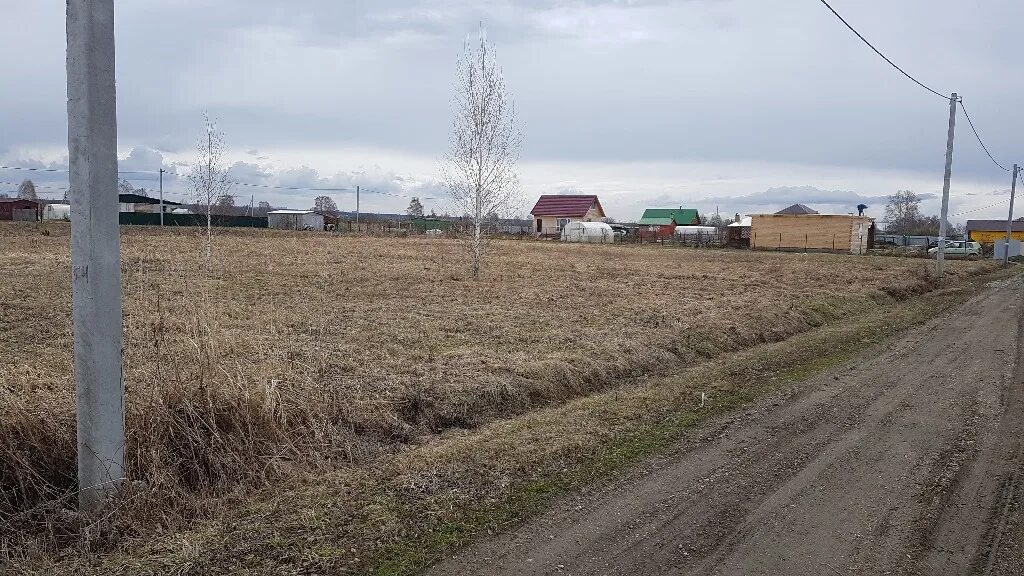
[0,221,998,568]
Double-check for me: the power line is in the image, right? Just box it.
[949,198,1010,217]
[0,165,164,176]
[0,165,68,173]
[150,170,356,193]
[958,100,1012,172]
[0,180,68,191]
[227,180,351,193]
[359,186,443,201]
[817,1,1019,179]
[816,0,947,100]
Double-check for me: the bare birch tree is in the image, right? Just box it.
[441,27,522,278]
[187,113,231,258]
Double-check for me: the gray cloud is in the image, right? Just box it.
[704,186,938,209]
[119,146,165,173]
[229,161,273,183]
[690,186,947,220]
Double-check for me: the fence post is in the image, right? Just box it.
[832,234,835,252]
[805,233,808,253]
[779,233,782,251]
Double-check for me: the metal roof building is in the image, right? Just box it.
[966,218,1024,244]
[267,210,325,231]
[637,208,700,226]
[0,198,40,221]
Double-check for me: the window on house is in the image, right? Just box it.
[557,218,570,231]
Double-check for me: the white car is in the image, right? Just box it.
[927,240,982,258]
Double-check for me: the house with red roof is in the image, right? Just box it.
[529,195,606,237]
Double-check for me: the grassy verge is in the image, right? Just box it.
[17,267,1020,576]
[368,268,1019,576]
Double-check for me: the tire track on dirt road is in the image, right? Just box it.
[429,277,1024,576]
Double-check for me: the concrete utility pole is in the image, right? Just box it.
[936,92,958,276]
[1005,164,1020,265]
[159,168,164,226]
[66,0,125,510]
[356,185,360,230]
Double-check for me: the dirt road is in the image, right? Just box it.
[431,278,1024,576]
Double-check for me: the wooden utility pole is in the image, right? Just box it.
[356,185,360,231]
[66,0,125,509]
[936,93,958,276]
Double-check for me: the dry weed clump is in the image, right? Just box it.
[0,222,997,560]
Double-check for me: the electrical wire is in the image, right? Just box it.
[958,100,1012,172]
[226,180,351,193]
[358,186,444,201]
[0,181,68,191]
[816,0,948,100]
[126,169,354,193]
[949,198,1010,218]
[0,165,403,196]
[0,165,67,173]
[816,1,1020,178]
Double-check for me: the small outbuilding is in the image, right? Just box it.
[42,203,72,221]
[638,208,701,240]
[727,216,752,247]
[530,195,606,236]
[751,205,872,254]
[267,209,325,231]
[674,225,718,236]
[118,193,181,213]
[966,218,1024,245]
[0,198,40,221]
[561,221,614,243]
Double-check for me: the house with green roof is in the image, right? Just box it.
[638,208,701,238]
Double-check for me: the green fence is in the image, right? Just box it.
[409,217,453,233]
[119,213,268,228]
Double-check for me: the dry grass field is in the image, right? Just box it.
[0,221,999,567]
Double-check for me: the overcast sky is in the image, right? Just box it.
[1,0,1021,222]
